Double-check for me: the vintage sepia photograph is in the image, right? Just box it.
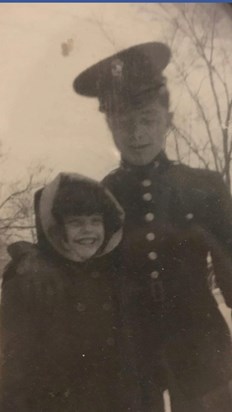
[0,3,232,411]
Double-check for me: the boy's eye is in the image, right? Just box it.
[140,117,154,126]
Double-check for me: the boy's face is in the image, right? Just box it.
[63,214,105,261]
[106,100,170,166]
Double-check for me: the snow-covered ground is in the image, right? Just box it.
[214,288,232,334]
[163,289,232,412]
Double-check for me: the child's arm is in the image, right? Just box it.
[0,256,62,411]
[0,263,41,410]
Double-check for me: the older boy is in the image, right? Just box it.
[73,42,232,411]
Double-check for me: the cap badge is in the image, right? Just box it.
[111,58,124,79]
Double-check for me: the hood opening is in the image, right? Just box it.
[34,173,124,263]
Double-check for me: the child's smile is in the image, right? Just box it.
[63,214,105,261]
[77,237,98,245]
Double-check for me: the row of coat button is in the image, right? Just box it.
[142,180,154,223]
[141,178,160,280]
[141,177,194,285]
[75,302,116,347]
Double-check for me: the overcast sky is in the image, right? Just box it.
[0,3,231,186]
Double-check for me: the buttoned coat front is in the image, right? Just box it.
[102,152,232,402]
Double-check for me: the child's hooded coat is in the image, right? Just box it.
[0,173,131,412]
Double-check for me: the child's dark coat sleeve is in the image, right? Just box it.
[0,260,60,412]
[1,263,37,411]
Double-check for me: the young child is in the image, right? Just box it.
[0,173,130,412]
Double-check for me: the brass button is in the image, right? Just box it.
[76,303,86,312]
[148,251,158,260]
[206,252,212,265]
[102,303,112,311]
[145,213,154,222]
[142,179,152,187]
[143,193,152,201]
[146,232,155,241]
[150,271,159,279]
[106,337,115,346]
[154,161,160,169]
[185,213,194,220]
[64,388,71,398]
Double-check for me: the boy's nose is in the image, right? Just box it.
[129,125,144,144]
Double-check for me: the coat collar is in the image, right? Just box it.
[120,151,172,175]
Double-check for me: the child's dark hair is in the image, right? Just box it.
[51,176,122,241]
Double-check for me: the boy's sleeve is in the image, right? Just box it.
[209,173,232,254]
[205,173,232,308]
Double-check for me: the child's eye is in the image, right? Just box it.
[93,218,102,224]
[68,221,81,228]
[91,216,103,225]
[73,221,82,226]
[65,218,82,226]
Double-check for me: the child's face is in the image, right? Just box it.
[63,214,105,261]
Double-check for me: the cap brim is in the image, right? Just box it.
[73,41,171,97]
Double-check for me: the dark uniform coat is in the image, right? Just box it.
[0,174,131,412]
[102,151,232,407]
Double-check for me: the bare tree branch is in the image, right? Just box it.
[0,225,35,231]
[0,162,51,244]
[174,58,219,171]
[0,175,33,210]
[172,123,210,169]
